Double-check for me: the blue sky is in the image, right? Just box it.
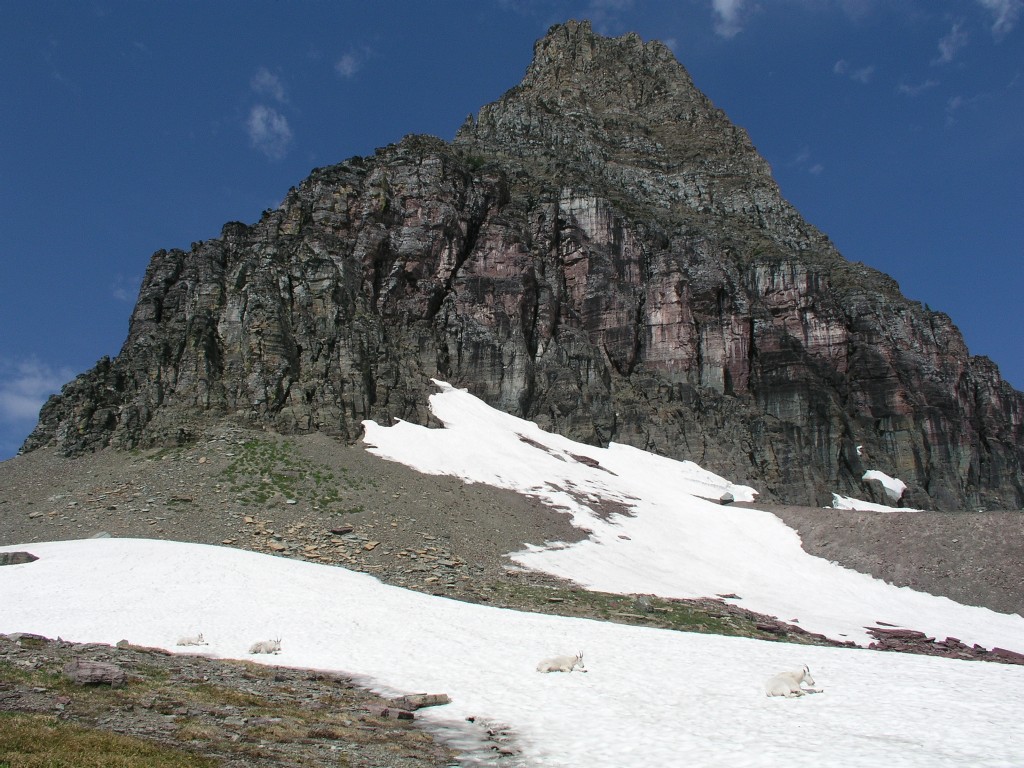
[1,1,1021,460]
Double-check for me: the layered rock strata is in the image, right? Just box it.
[24,21,1024,509]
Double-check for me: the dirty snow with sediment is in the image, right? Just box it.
[2,380,1023,767]
[831,493,923,513]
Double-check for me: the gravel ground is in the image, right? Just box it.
[738,502,1024,617]
[2,421,1021,616]
[0,424,586,602]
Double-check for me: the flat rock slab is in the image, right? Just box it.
[62,658,127,688]
[0,551,38,566]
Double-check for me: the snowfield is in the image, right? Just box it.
[363,382,1023,652]
[2,382,1023,766]
[2,538,1023,767]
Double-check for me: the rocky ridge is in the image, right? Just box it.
[21,20,1024,509]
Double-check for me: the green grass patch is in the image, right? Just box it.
[0,713,219,768]
[221,438,374,512]
[187,682,264,709]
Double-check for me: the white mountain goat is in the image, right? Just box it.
[248,637,282,655]
[536,651,586,673]
[176,633,207,646]
[764,665,821,697]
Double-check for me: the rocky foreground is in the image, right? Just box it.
[0,632,460,768]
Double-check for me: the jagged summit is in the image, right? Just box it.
[459,21,763,175]
[459,22,768,185]
[457,21,832,270]
[22,22,1024,509]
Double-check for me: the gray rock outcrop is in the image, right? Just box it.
[22,21,1024,509]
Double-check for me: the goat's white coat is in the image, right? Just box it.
[764,665,820,697]
[176,632,207,646]
[248,638,281,654]
[536,652,586,673]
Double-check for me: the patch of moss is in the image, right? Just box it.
[0,712,219,768]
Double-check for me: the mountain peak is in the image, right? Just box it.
[520,20,692,113]
[456,21,773,210]
[22,22,1024,510]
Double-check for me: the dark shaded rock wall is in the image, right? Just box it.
[24,22,1024,510]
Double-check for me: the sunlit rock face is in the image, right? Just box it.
[25,21,1023,510]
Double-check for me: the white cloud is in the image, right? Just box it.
[790,145,825,176]
[585,0,635,33]
[334,52,362,79]
[833,59,874,83]
[945,93,966,125]
[836,0,876,20]
[250,66,287,103]
[977,0,1023,38]
[246,104,293,160]
[850,64,875,83]
[897,78,940,96]
[0,358,74,425]
[934,21,969,64]
[111,273,142,303]
[711,0,748,38]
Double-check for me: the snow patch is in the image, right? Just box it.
[831,493,923,513]
[361,382,1021,651]
[862,469,907,502]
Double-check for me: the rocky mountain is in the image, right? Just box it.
[23,20,1024,510]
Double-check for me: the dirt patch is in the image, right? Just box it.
[736,501,1024,617]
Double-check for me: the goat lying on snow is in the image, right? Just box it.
[176,633,207,646]
[249,638,282,655]
[764,665,821,697]
[536,651,586,673]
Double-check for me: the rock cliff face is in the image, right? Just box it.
[24,21,1024,509]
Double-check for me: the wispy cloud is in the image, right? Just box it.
[711,0,749,38]
[790,146,825,176]
[0,358,74,426]
[247,104,293,160]
[111,273,142,303]
[42,37,72,88]
[897,78,940,96]
[934,21,969,64]
[833,59,875,83]
[586,0,635,34]
[835,0,877,21]
[977,0,1023,38]
[250,66,287,103]
[945,93,968,125]
[334,51,364,79]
